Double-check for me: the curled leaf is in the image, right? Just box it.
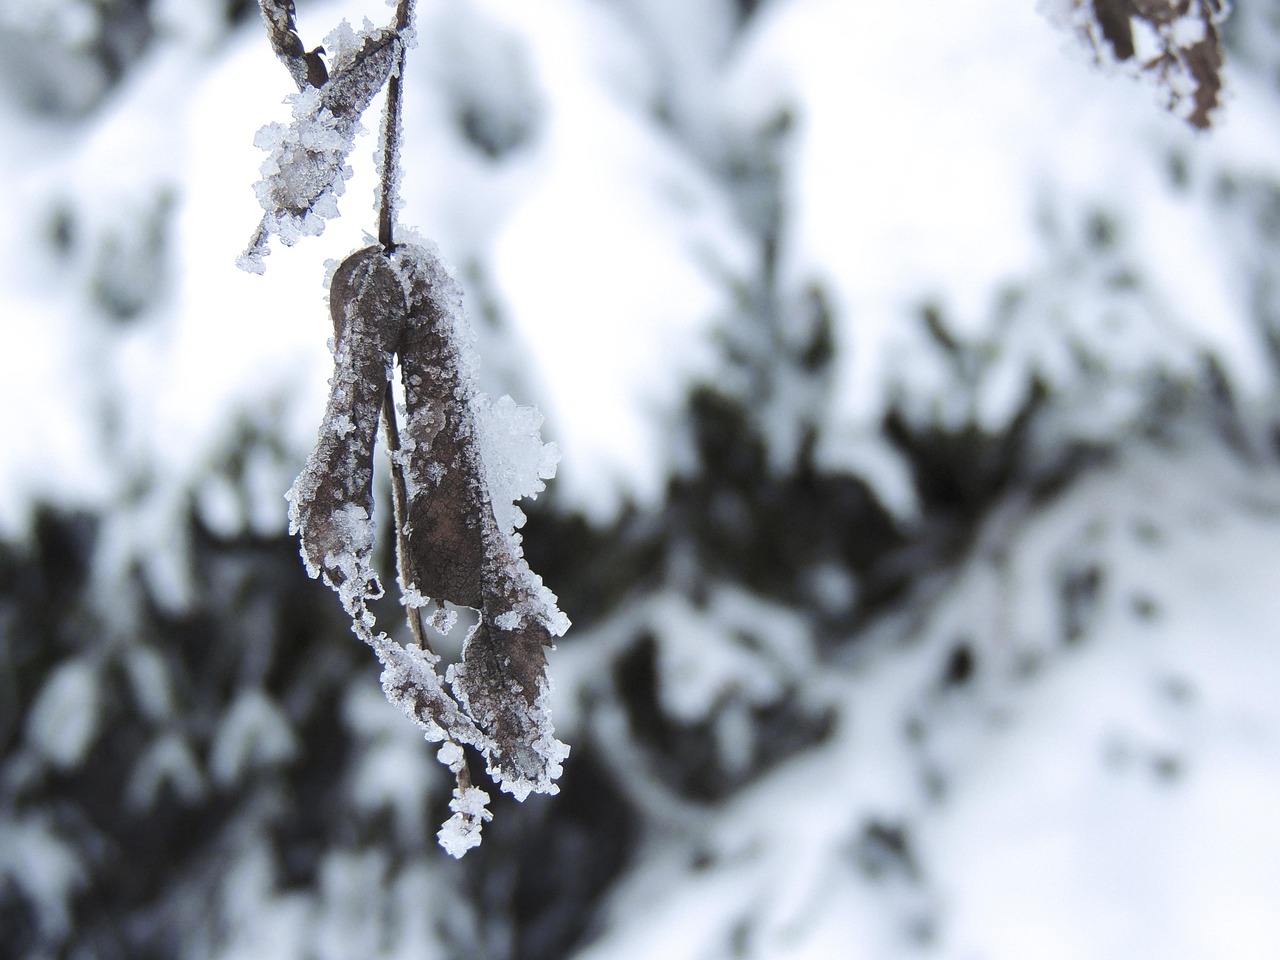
[288,243,569,817]
[393,245,570,797]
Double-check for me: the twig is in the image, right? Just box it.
[377,0,414,249]
[376,0,427,652]
[258,0,316,92]
[381,380,433,654]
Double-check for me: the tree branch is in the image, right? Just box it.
[381,380,433,654]
[257,0,316,91]
[377,0,415,249]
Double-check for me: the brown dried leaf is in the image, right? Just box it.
[392,245,569,797]
[286,248,402,606]
[288,243,568,802]
[1057,0,1228,129]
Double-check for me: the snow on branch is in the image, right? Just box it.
[1045,0,1228,129]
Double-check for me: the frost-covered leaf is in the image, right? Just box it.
[392,243,570,798]
[288,242,568,841]
[1045,0,1228,128]
[286,246,400,609]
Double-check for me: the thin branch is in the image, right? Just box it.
[258,0,314,92]
[377,0,415,249]
[377,0,425,649]
[381,380,433,654]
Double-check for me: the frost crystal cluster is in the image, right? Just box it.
[241,0,569,856]
[238,2,403,272]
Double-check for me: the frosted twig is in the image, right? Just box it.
[381,380,432,654]
[258,0,320,92]
[377,0,414,249]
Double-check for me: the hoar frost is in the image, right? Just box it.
[245,0,568,856]
[239,11,405,272]
[287,241,570,850]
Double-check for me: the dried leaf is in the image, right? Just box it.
[288,243,568,804]
[1050,0,1228,129]
[393,245,569,797]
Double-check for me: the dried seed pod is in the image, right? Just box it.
[252,0,566,856]
[394,250,489,608]
[286,246,404,614]
[392,244,569,797]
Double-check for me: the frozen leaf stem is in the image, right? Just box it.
[244,0,569,856]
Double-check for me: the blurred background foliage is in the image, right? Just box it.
[4,1,1280,958]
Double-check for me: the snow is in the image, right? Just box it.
[923,449,1280,959]
[472,393,559,540]
[0,814,86,941]
[248,86,358,256]
[568,438,1280,960]
[724,0,1271,507]
[125,733,206,811]
[343,683,440,844]
[436,783,493,858]
[645,587,811,723]
[208,688,300,787]
[3,0,1280,951]
[19,0,1265,538]
[121,644,176,721]
[444,0,752,518]
[25,658,101,770]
